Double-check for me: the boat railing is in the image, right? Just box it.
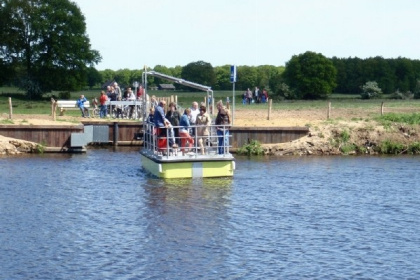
[143,122,232,158]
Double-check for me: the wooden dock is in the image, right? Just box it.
[0,122,309,152]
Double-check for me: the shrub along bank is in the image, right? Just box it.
[240,113,420,156]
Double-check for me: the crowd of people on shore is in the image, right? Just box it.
[92,82,145,119]
[243,87,269,105]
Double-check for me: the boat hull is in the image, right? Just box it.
[140,153,235,179]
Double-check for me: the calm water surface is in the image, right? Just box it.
[1,148,419,279]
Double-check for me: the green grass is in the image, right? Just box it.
[1,87,420,117]
[377,112,420,125]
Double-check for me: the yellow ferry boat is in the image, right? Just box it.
[139,70,235,179]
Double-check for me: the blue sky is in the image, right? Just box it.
[72,0,420,70]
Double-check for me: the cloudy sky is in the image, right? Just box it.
[72,0,419,70]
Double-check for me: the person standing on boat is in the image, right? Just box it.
[196,105,211,155]
[147,107,154,124]
[215,100,231,154]
[150,95,158,109]
[166,102,181,145]
[190,101,199,136]
[154,100,174,148]
[179,108,194,153]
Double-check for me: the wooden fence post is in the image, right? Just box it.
[51,98,57,121]
[327,102,331,119]
[8,97,13,119]
[381,102,384,116]
[267,99,272,120]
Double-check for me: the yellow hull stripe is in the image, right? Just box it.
[141,155,234,178]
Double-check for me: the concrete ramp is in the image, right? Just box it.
[71,125,109,147]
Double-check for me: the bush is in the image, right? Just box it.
[275,82,298,100]
[58,91,71,99]
[389,90,413,100]
[360,81,382,99]
[379,140,405,154]
[237,140,264,155]
[407,142,420,154]
[19,77,43,100]
[414,80,420,99]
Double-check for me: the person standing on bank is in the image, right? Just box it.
[99,91,108,118]
[215,100,231,154]
[126,87,136,119]
[77,94,90,118]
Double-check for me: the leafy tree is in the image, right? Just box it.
[181,61,216,91]
[172,66,183,78]
[255,65,282,91]
[392,57,416,92]
[213,65,231,90]
[236,66,258,90]
[0,0,101,98]
[86,67,102,89]
[130,69,143,87]
[283,51,337,99]
[100,69,116,84]
[114,68,131,87]
[361,81,382,99]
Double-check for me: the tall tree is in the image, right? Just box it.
[213,65,231,90]
[283,51,337,99]
[0,0,101,98]
[86,67,101,89]
[236,66,258,90]
[181,61,216,91]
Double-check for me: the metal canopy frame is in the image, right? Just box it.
[142,68,214,115]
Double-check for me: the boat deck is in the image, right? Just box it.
[140,148,234,163]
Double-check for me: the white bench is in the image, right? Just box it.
[105,100,141,106]
[57,100,90,116]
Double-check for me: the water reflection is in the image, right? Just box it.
[139,177,233,278]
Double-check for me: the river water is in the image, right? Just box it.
[1,148,419,280]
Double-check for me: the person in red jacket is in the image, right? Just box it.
[99,91,108,118]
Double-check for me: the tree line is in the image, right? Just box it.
[98,54,420,100]
[332,56,420,95]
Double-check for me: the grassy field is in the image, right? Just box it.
[1,87,419,117]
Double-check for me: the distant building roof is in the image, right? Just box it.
[158,84,176,90]
[102,80,116,89]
